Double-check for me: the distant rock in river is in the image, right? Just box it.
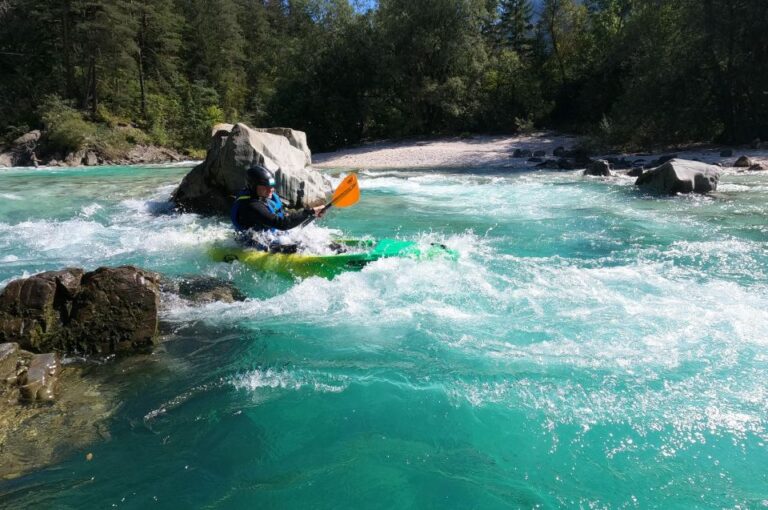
[635,158,720,194]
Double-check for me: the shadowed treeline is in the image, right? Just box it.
[0,0,766,153]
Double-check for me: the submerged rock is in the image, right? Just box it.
[172,123,331,216]
[18,352,60,402]
[162,275,246,304]
[0,352,119,480]
[635,158,720,194]
[734,155,752,167]
[0,342,21,380]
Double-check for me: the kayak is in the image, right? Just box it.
[209,238,458,278]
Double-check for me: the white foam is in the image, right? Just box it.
[79,203,103,218]
[231,367,349,393]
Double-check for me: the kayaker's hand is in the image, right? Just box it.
[312,206,326,218]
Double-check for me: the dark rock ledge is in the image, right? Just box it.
[0,265,245,479]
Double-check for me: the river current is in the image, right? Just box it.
[1,163,767,508]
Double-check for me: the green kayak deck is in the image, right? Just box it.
[209,238,458,278]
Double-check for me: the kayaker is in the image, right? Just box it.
[231,165,324,250]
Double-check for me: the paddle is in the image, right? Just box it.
[300,173,360,227]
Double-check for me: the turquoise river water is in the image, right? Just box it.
[0,163,767,508]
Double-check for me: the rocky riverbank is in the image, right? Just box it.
[0,129,185,168]
[312,132,768,172]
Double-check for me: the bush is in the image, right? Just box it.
[38,95,95,153]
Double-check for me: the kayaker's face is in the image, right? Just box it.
[256,185,273,199]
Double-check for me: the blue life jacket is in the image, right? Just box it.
[230,190,285,232]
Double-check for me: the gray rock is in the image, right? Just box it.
[635,158,720,194]
[211,123,234,136]
[0,152,13,167]
[84,151,99,166]
[12,130,41,146]
[749,163,765,171]
[553,146,566,157]
[584,159,613,177]
[18,352,59,402]
[64,150,86,166]
[172,123,331,216]
[513,148,533,158]
[627,167,644,177]
[720,149,733,157]
[533,150,546,157]
[177,277,246,304]
[734,156,752,167]
[125,145,182,164]
[0,130,42,167]
[256,127,313,166]
[527,157,543,163]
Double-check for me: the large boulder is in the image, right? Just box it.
[635,158,720,194]
[0,266,159,355]
[0,268,84,352]
[68,266,160,354]
[172,123,331,216]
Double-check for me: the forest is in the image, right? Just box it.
[1,0,766,154]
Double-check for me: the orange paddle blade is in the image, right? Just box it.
[330,173,360,208]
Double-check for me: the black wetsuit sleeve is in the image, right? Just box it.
[238,200,313,231]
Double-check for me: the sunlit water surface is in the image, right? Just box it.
[1,164,767,508]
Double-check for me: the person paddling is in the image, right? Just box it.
[231,165,324,250]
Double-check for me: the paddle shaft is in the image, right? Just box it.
[299,190,345,227]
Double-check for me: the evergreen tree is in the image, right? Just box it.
[498,0,533,55]
[179,0,247,119]
[75,0,138,116]
[131,0,182,118]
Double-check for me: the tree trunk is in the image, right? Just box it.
[138,10,147,118]
[545,1,566,83]
[90,56,98,117]
[62,0,75,99]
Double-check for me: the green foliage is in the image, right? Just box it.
[2,0,766,154]
[38,96,95,153]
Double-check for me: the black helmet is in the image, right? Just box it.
[245,165,276,190]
